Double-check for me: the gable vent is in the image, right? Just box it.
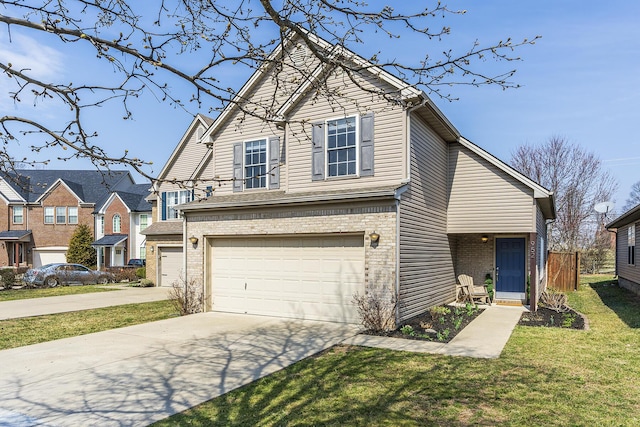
[290,43,308,67]
[196,126,204,143]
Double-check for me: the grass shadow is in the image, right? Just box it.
[590,278,640,328]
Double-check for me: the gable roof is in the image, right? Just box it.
[0,170,132,204]
[95,183,152,214]
[606,203,640,229]
[155,114,215,187]
[457,137,556,220]
[200,31,459,144]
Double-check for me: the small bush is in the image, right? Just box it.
[352,290,397,332]
[0,268,16,289]
[108,267,138,283]
[168,276,203,315]
[135,267,146,279]
[136,278,154,287]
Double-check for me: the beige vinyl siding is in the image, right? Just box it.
[448,142,535,233]
[159,123,212,194]
[211,65,405,196]
[617,223,640,284]
[398,113,456,321]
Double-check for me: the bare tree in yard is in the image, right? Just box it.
[511,136,618,251]
[1,1,539,187]
[622,180,640,212]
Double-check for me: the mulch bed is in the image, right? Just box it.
[363,305,485,343]
[518,306,588,330]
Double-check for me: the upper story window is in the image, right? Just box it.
[44,207,54,224]
[12,206,23,224]
[113,214,121,233]
[311,113,374,181]
[99,215,105,235]
[629,224,636,265]
[56,207,66,224]
[233,137,280,193]
[327,117,357,177]
[140,214,148,230]
[68,207,78,224]
[244,139,267,189]
[162,190,192,220]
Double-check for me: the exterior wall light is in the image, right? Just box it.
[369,232,380,243]
[150,245,154,254]
[189,236,199,245]
[481,235,489,243]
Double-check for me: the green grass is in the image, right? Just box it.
[0,300,178,350]
[154,274,640,426]
[0,285,117,302]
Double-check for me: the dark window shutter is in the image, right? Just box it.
[232,142,243,192]
[269,136,280,189]
[360,113,374,176]
[311,122,325,181]
[161,192,167,221]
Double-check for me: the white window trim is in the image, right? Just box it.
[44,206,54,224]
[12,206,23,224]
[140,214,148,230]
[243,137,269,190]
[165,190,191,220]
[325,114,360,179]
[629,224,636,266]
[68,207,78,224]
[55,206,67,224]
[113,213,122,233]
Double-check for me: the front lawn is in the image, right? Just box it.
[0,300,178,350]
[154,275,640,426]
[0,285,116,302]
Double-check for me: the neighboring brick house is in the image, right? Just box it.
[0,170,136,268]
[92,184,152,268]
[606,203,640,295]
[152,33,555,323]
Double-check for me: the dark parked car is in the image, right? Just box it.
[127,259,146,267]
[23,263,114,287]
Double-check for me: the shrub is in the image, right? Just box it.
[168,276,203,315]
[66,223,97,266]
[0,268,16,289]
[135,267,146,279]
[108,267,138,283]
[352,290,397,332]
[134,278,154,287]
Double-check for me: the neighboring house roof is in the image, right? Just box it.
[91,234,128,247]
[95,183,152,214]
[606,203,640,229]
[140,221,183,236]
[0,230,32,241]
[457,137,556,220]
[0,170,132,204]
[180,185,407,212]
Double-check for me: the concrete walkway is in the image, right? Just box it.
[344,304,526,359]
[0,286,170,320]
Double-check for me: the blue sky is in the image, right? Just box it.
[1,1,638,212]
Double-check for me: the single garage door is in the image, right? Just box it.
[32,247,68,268]
[158,247,183,287]
[210,235,365,323]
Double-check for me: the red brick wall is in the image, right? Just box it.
[103,196,131,257]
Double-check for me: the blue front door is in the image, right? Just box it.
[495,238,526,293]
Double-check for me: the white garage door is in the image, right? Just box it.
[210,235,365,323]
[159,247,183,287]
[32,247,68,268]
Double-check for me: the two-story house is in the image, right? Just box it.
[151,33,555,324]
[0,170,135,268]
[606,203,640,295]
[92,184,152,269]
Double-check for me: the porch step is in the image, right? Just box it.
[494,299,525,307]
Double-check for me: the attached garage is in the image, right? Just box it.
[32,247,68,268]
[158,246,183,287]
[209,234,365,323]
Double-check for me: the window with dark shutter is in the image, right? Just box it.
[269,136,280,189]
[311,122,325,181]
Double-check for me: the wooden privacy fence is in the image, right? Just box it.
[547,251,580,292]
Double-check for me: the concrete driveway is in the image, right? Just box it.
[0,312,358,426]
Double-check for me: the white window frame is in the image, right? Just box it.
[165,190,191,220]
[99,215,105,235]
[56,207,66,224]
[12,206,23,224]
[139,246,146,260]
[113,214,121,233]
[243,138,268,190]
[140,214,148,230]
[44,207,54,224]
[325,115,359,178]
[68,207,78,224]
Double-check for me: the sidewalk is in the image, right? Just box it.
[344,304,526,359]
[0,285,170,320]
